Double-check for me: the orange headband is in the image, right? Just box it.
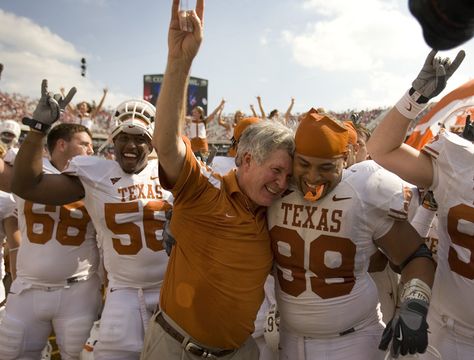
[295,108,349,158]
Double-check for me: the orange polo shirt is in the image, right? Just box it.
[159,143,273,349]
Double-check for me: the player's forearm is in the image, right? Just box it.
[400,257,435,288]
[367,107,433,188]
[367,106,412,158]
[11,131,46,197]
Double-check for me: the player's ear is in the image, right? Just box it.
[241,152,252,169]
[56,138,66,152]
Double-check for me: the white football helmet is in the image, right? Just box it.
[0,120,21,148]
[110,99,155,141]
[384,345,442,360]
[99,99,155,153]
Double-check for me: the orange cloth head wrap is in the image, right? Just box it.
[295,108,349,158]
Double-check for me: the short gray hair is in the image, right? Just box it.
[235,121,295,166]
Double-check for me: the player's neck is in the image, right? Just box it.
[49,155,69,172]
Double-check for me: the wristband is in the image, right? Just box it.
[22,117,51,134]
[400,278,431,304]
[395,90,429,120]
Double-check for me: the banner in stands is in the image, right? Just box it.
[143,74,209,115]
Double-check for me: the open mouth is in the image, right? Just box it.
[265,184,281,196]
[303,182,325,202]
[122,152,137,159]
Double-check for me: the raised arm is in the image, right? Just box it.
[90,88,108,119]
[256,96,266,119]
[153,0,204,186]
[204,98,225,124]
[284,97,295,125]
[216,101,229,128]
[12,80,85,205]
[367,50,465,188]
[249,104,258,118]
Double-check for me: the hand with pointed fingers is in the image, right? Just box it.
[168,0,204,64]
[32,79,76,126]
[411,49,465,103]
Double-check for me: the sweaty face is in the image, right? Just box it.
[64,132,94,159]
[113,133,152,174]
[293,152,346,200]
[240,149,293,207]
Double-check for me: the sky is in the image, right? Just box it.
[1,0,473,115]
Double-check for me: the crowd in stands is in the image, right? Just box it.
[1,90,437,145]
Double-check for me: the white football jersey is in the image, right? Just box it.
[0,191,16,241]
[268,160,413,337]
[15,159,99,286]
[0,191,16,299]
[64,156,173,289]
[210,156,235,175]
[422,131,474,329]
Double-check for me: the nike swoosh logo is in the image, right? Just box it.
[397,332,403,341]
[225,213,236,218]
[150,176,159,180]
[405,103,412,111]
[332,195,352,201]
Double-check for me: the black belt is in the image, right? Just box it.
[155,312,235,358]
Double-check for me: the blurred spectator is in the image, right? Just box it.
[61,87,108,131]
[0,90,438,146]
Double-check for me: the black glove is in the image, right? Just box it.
[411,50,465,103]
[379,299,429,358]
[23,79,76,133]
[162,210,175,256]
